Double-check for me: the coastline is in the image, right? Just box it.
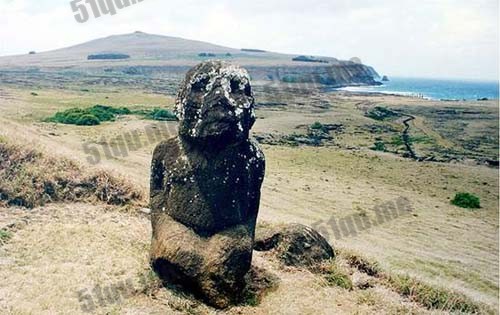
[332,79,500,102]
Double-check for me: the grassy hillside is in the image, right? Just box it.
[0,52,498,314]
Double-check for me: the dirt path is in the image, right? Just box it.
[401,114,418,160]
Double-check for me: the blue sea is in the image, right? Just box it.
[339,77,499,101]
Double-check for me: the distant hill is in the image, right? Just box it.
[0,31,380,87]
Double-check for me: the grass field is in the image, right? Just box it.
[0,79,498,314]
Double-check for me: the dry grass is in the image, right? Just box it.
[387,274,492,314]
[0,137,144,209]
[0,202,494,314]
[334,250,495,314]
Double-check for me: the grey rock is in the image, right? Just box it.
[254,223,335,267]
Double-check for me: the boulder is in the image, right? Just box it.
[254,223,335,267]
[150,61,265,308]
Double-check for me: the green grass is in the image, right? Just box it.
[451,192,481,209]
[0,229,12,244]
[318,262,353,290]
[390,135,404,146]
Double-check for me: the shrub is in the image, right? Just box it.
[366,106,400,121]
[136,108,177,121]
[310,122,324,130]
[150,108,177,121]
[46,105,131,126]
[292,55,328,63]
[76,114,100,126]
[88,53,130,60]
[198,52,217,57]
[451,192,481,209]
[371,141,386,152]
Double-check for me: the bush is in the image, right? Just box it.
[451,192,481,209]
[88,53,130,60]
[292,55,328,63]
[135,108,177,121]
[366,106,400,121]
[310,122,324,130]
[371,141,386,152]
[46,105,131,126]
[76,114,100,126]
[198,52,217,57]
[150,108,177,121]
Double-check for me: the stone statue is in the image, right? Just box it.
[150,61,265,308]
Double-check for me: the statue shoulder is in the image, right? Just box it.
[247,138,265,172]
[152,137,183,167]
[249,138,265,162]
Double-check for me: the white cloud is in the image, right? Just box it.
[0,0,498,80]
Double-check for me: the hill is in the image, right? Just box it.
[0,32,380,87]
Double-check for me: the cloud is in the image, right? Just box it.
[0,0,498,80]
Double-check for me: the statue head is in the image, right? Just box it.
[175,61,256,146]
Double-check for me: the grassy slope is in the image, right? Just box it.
[0,84,498,313]
[2,203,491,315]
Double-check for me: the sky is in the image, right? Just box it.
[0,0,498,81]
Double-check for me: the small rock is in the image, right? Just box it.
[254,223,335,267]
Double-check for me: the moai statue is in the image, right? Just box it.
[150,61,265,308]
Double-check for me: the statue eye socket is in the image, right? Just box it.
[230,79,242,92]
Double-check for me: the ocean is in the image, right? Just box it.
[338,77,499,101]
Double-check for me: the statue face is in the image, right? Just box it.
[175,61,256,144]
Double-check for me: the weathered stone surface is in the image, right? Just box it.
[254,223,335,267]
[150,61,265,308]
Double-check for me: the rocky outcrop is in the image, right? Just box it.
[150,61,265,308]
[248,63,381,87]
[254,223,335,267]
